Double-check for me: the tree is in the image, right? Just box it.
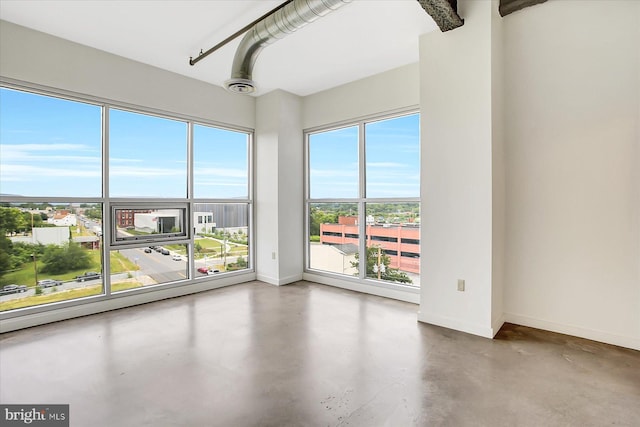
[84,207,102,220]
[0,207,27,235]
[236,256,247,268]
[0,234,12,280]
[309,207,338,237]
[351,245,412,284]
[40,242,92,274]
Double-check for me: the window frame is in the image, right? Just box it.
[0,78,255,319]
[304,109,420,290]
[109,203,190,246]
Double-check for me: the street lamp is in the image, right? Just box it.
[373,247,386,280]
[223,230,228,269]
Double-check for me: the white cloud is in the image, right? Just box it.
[109,165,184,177]
[310,169,358,178]
[194,167,248,178]
[0,164,100,180]
[367,162,407,168]
[1,143,100,163]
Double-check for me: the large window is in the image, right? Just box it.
[306,112,420,287]
[0,85,253,314]
[0,88,102,197]
[193,124,249,199]
[109,109,188,198]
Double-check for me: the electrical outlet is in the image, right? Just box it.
[457,279,465,292]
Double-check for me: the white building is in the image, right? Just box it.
[194,211,216,234]
[48,212,77,227]
[32,227,70,245]
[134,210,182,234]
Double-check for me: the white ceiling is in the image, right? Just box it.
[0,0,437,97]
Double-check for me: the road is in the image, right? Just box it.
[121,247,187,284]
[0,273,127,303]
[1,243,246,303]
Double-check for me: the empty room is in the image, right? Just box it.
[0,1,638,426]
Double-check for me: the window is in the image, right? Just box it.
[0,85,253,314]
[193,124,249,199]
[401,238,420,245]
[111,205,188,245]
[322,231,343,237]
[109,109,188,198]
[0,88,102,197]
[371,235,398,243]
[0,202,104,311]
[308,202,358,275]
[306,112,420,287]
[193,203,250,276]
[309,126,359,199]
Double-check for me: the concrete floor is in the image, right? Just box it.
[1,281,639,427]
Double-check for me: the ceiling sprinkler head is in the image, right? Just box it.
[224,78,256,94]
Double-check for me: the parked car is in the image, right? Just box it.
[0,284,27,295]
[154,247,164,253]
[161,249,170,255]
[172,254,182,261]
[197,267,220,275]
[37,279,62,288]
[144,248,152,253]
[75,271,102,282]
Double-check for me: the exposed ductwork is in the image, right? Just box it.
[225,0,352,94]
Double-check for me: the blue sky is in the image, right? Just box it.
[1,88,416,201]
[309,113,420,199]
[0,88,102,197]
[0,88,249,199]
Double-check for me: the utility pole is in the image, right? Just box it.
[32,253,38,286]
[31,211,38,286]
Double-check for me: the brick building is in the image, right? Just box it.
[319,216,420,274]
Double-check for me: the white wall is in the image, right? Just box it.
[418,0,498,338]
[302,63,420,129]
[0,20,254,128]
[503,0,640,350]
[255,90,304,285]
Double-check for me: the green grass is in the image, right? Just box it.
[0,285,104,311]
[71,224,94,238]
[193,237,247,257]
[0,280,146,312]
[1,249,135,288]
[110,251,139,272]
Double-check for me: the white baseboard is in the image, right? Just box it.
[417,311,495,339]
[279,273,304,285]
[492,314,506,338]
[255,274,278,285]
[504,312,640,351]
[255,273,303,286]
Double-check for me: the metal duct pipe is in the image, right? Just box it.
[225,0,352,94]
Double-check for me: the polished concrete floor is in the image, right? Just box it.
[1,281,639,426]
